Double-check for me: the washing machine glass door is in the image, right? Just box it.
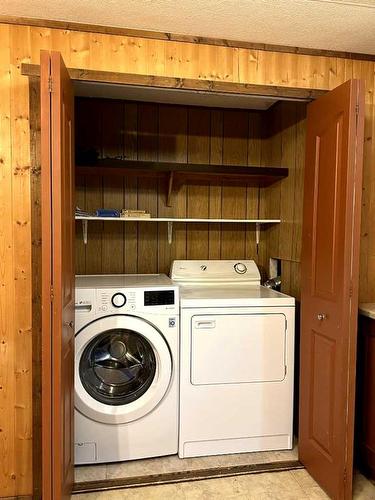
[79,328,156,406]
[75,315,172,424]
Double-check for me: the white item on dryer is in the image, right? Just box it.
[74,274,179,464]
[171,260,295,459]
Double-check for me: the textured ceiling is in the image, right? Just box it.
[2,0,375,54]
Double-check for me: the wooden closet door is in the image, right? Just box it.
[299,80,364,499]
[41,50,75,500]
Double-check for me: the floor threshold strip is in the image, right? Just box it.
[73,459,304,494]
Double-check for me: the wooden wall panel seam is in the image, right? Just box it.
[9,25,33,497]
[0,22,16,498]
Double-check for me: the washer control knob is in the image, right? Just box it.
[111,292,127,308]
[234,262,247,274]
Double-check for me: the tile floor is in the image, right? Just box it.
[75,446,299,483]
[74,470,375,499]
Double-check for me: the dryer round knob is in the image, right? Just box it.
[111,292,127,308]
[234,262,247,274]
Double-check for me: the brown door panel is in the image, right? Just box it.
[41,50,75,500]
[299,79,364,499]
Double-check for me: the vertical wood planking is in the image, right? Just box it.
[75,97,102,274]
[221,110,248,259]
[246,111,262,260]
[187,108,210,259]
[75,174,86,274]
[79,98,103,274]
[278,102,298,261]
[0,23,16,497]
[158,105,187,273]
[352,61,375,301]
[208,110,223,258]
[9,25,33,496]
[137,103,158,273]
[102,100,125,274]
[102,178,125,274]
[259,101,308,281]
[259,103,282,271]
[85,176,103,274]
[291,104,307,263]
[123,102,138,273]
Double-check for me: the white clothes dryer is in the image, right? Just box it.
[74,274,179,464]
[171,260,295,459]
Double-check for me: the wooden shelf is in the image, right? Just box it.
[76,159,288,206]
[75,216,280,246]
[75,216,281,223]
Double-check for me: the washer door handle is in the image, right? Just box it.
[75,303,92,312]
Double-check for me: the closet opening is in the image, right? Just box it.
[72,92,306,493]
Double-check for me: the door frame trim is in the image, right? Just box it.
[21,63,327,102]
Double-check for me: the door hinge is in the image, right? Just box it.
[343,467,348,484]
[349,281,353,297]
[48,75,53,93]
[50,285,54,301]
[355,103,360,115]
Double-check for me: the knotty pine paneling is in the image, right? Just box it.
[75,98,266,275]
[1,22,374,496]
[259,101,307,298]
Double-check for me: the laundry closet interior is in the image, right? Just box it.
[73,94,306,283]
[27,55,363,499]
[73,84,305,488]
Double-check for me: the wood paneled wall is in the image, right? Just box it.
[75,97,268,276]
[0,22,374,496]
[259,101,307,298]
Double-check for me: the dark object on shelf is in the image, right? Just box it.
[95,209,120,217]
[76,148,99,165]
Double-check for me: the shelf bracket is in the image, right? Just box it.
[82,219,88,245]
[167,221,173,245]
[167,171,174,207]
[256,222,260,255]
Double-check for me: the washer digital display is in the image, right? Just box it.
[144,290,175,306]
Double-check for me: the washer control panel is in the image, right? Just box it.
[111,292,127,308]
[95,287,178,314]
[97,289,136,313]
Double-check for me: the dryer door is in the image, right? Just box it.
[191,313,287,385]
[75,315,172,424]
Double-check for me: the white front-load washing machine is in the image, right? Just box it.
[74,274,179,464]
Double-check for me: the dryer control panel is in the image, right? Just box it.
[171,260,261,284]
